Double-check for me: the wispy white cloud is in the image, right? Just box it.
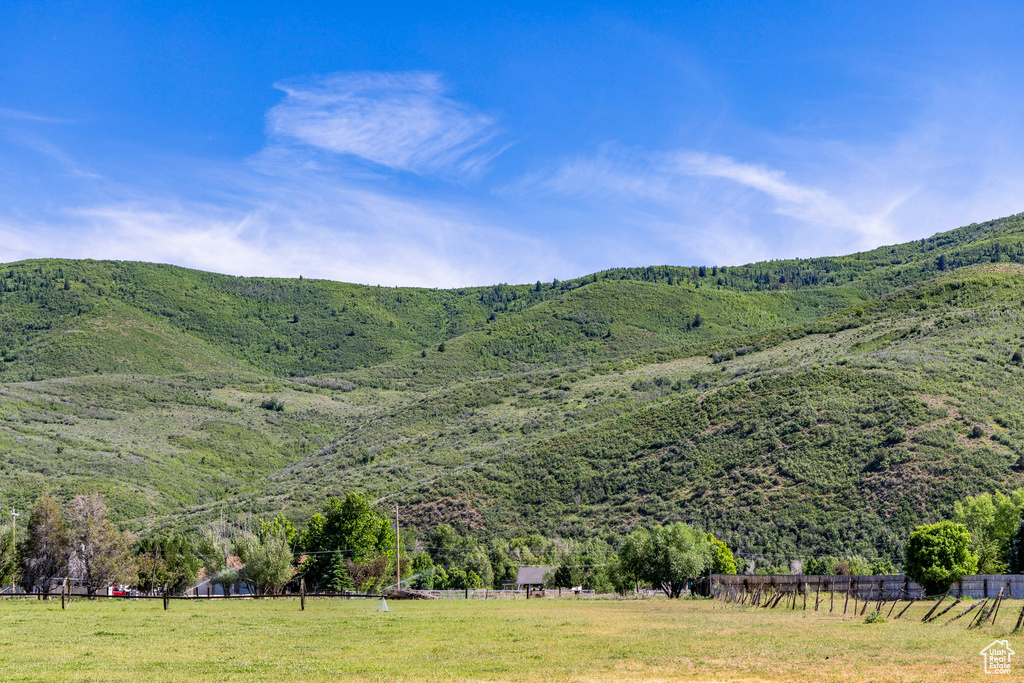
[4,69,1024,285]
[510,144,902,265]
[0,108,71,124]
[267,72,507,177]
[0,71,566,287]
[0,171,570,288]
[511,80,1024,268]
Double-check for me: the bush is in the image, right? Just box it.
[869,559,895,575]
[803,557,834,575]
[259,397,284,412]
[904,521,977,594]
[864,610,886,624]
[825,555,871,575]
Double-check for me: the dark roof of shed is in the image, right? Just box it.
[516,566,556,585]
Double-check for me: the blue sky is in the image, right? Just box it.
[3,2,1024,286]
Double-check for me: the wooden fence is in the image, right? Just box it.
[707,574,1024,600]
[419,588,597,599]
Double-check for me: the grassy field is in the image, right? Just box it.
[0,596,1011,681]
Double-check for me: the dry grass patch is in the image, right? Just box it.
[0,597,1010,681]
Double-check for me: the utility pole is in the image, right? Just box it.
[151,544,158,595]
[395,505,400,590]
[10,507,18,595]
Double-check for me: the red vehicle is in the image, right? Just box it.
[110,586,129,597]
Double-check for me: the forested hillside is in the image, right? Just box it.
[3,212,1024,565]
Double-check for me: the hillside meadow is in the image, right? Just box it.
[4,214,1024,562]
[3,264,1024,562]
[0,596,1006,682]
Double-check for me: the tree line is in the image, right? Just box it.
[10,488,1024,600]
[751,490,1024,596]
[0,492,740,599]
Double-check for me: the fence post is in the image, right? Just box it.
[1014,596,1024,633]
[163,583,169,611]
[61,579,67,610]
[886,588,903,618]
[300,578,306,611]
[991,587,1005,625]
[922,590,950,622]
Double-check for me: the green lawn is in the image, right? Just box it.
[0,596,1010,681]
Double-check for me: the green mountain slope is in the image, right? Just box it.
[244,263,1024,560]
[0,259,856,382]
[4,214,1024,563]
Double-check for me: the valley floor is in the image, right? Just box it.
[0,596,1003,681]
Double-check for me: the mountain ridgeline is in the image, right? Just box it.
[3,212,1024,565]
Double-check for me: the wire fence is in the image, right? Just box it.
[1,586,602,602]
[706,574,1024,600]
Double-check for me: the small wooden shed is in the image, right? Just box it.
[516,566,555,595]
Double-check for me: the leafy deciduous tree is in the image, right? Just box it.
[18,496,68,596]
[904,521,978,595]
[619,523,713,598]
[0,524,18,589]
[343,554,390,592]
[707,534,736,574]
[952,491,1024,574]
[236,530,293,596]
[297,494,395,591]
[197,524,239,595]
[66,494,136,595]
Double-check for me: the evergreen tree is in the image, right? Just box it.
[1008,520,1024,573]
